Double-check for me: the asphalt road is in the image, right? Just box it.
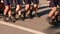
[0,0,60,34]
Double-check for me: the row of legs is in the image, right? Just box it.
[47,7,60,25]
[3,4,38,22]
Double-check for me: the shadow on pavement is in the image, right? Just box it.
[31,7,60,21]
[44,23,60,34]
[56,32,60,34]
[31,9,51,19]
[20,6,50,19]
[38,6,49,10]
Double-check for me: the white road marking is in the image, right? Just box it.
[0,21,46,34]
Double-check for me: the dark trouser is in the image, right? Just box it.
[24,0,39,4]
[49,0,60,7]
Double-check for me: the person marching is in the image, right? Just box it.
[14,0,23,19]
[24,0,39,18]
[23,0,31,19]
[32,0,39,17]
[3,0,13,21]
[47,0,60,25]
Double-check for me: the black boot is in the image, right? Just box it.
[22,11,26,21]
[3,15,7,22]
[35,13,38,17]
[8,17,12,22]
